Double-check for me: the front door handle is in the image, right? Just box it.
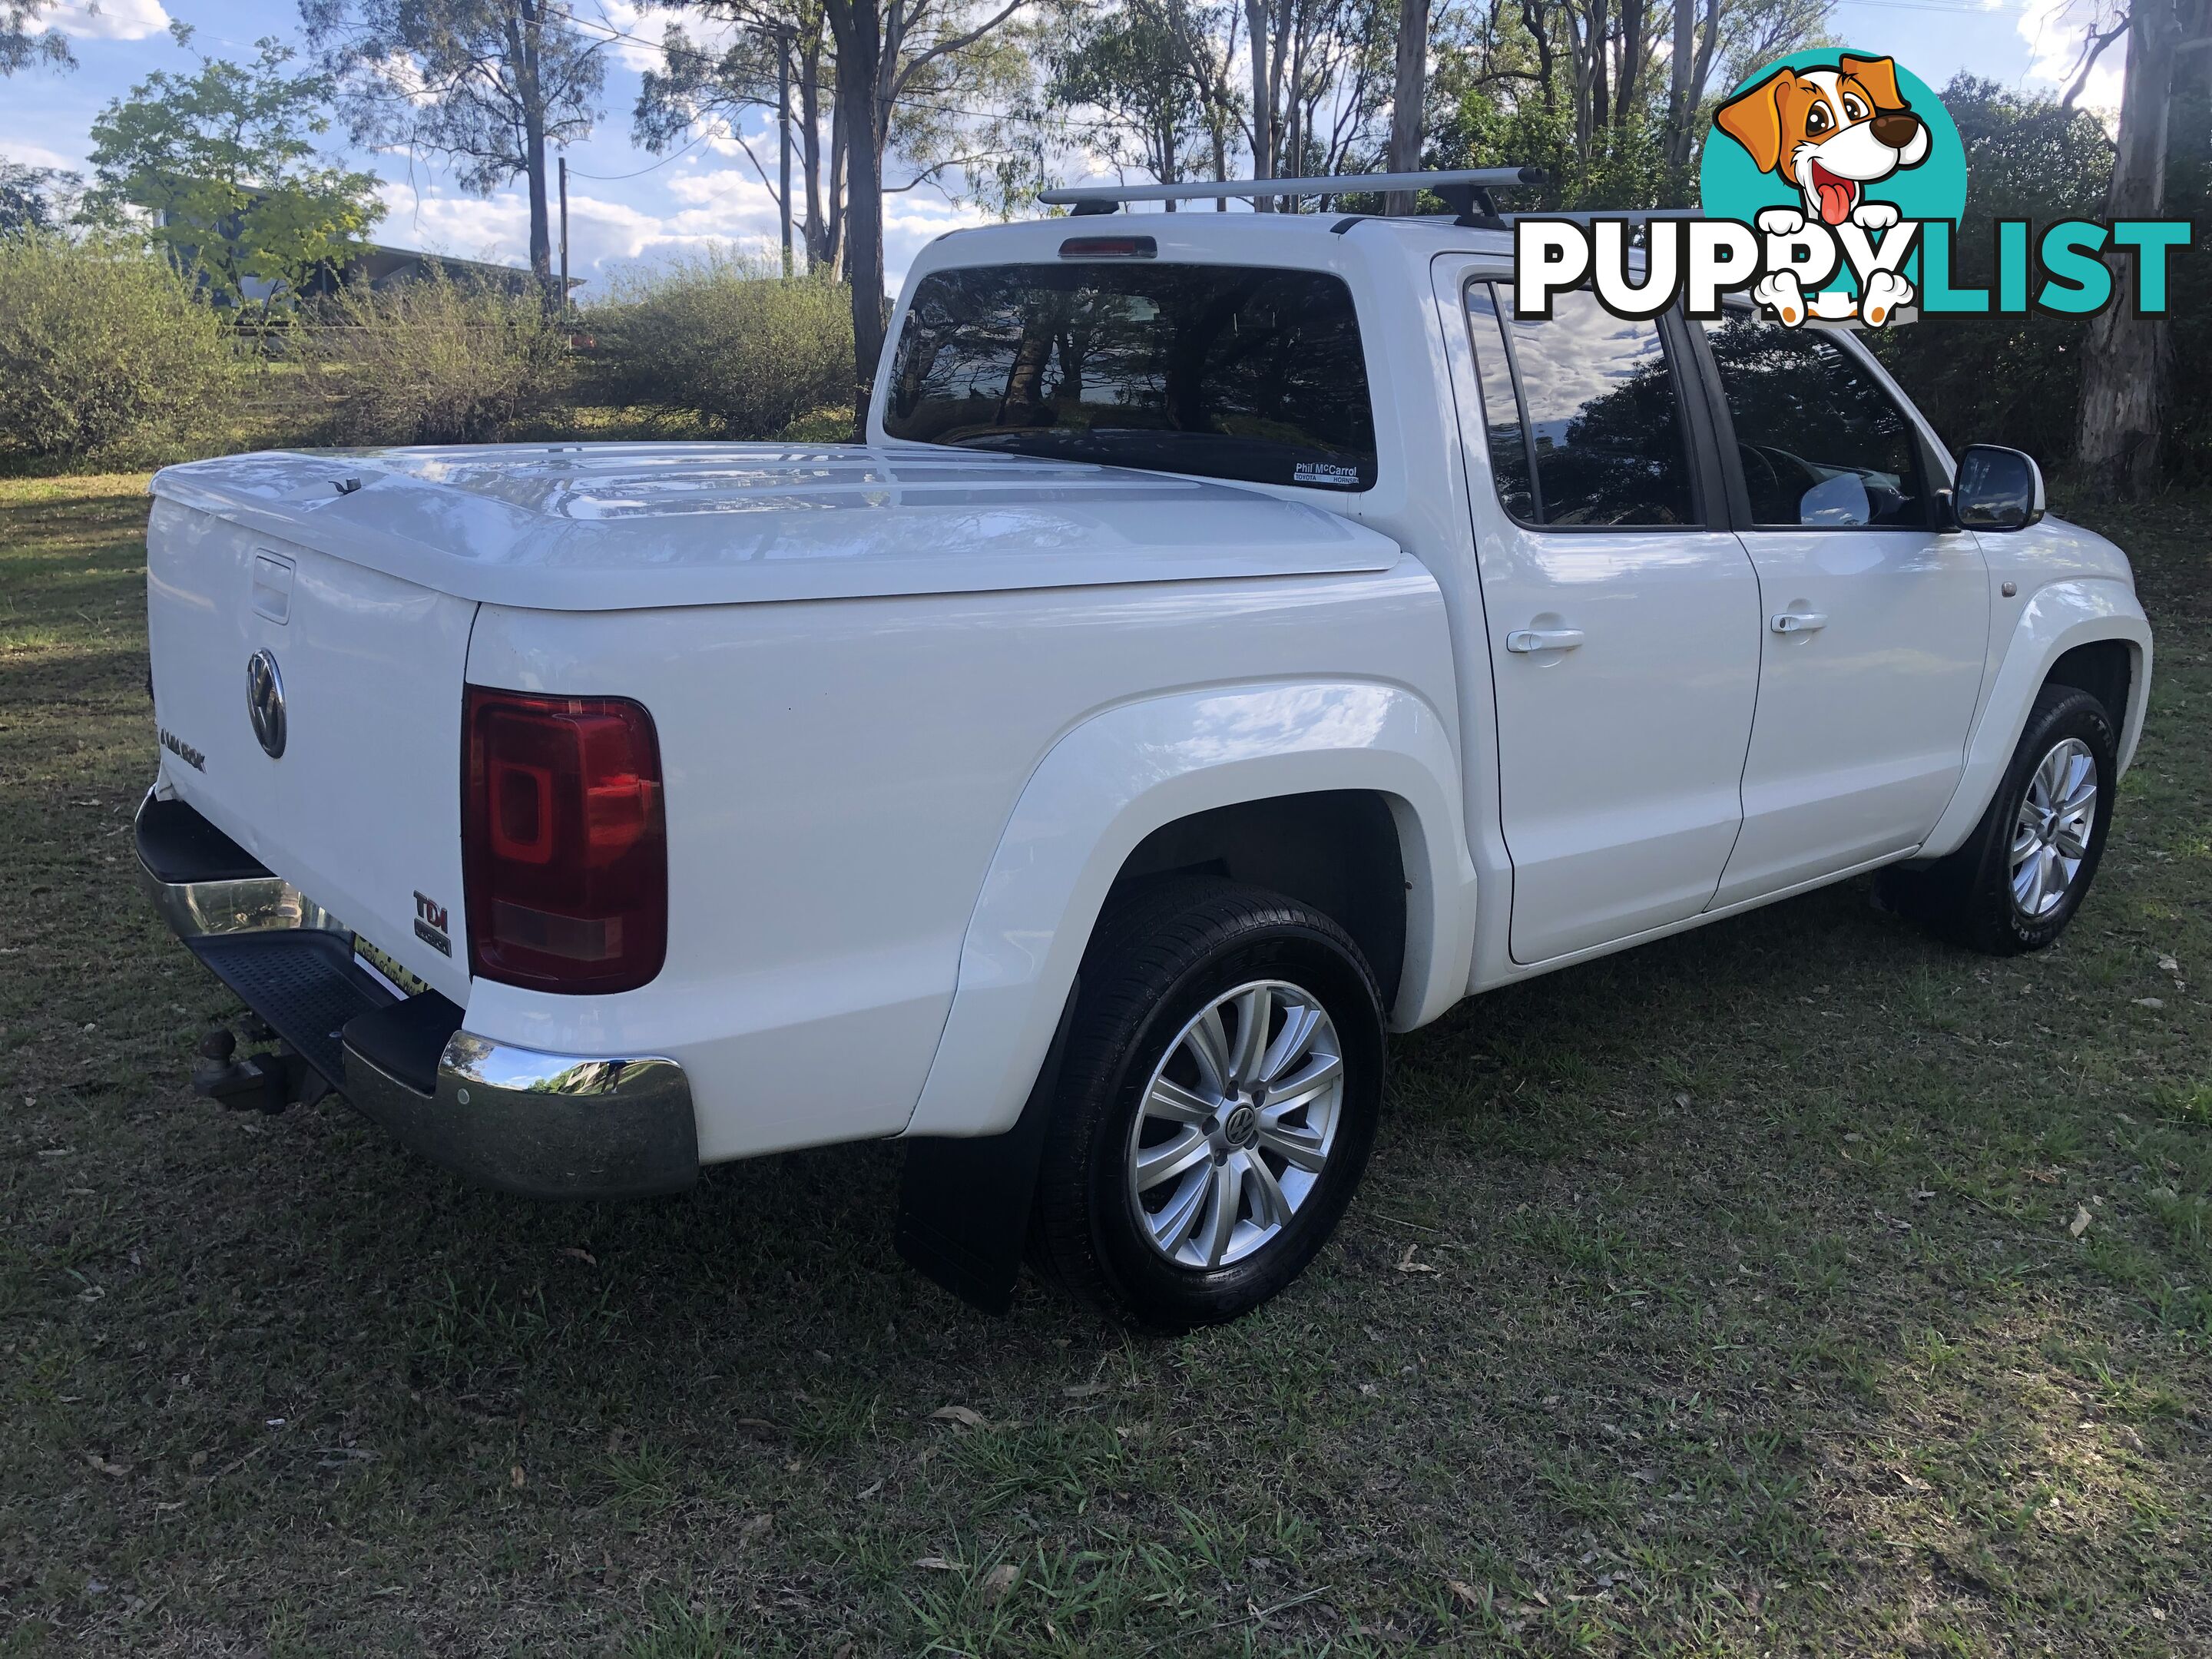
[1505,628,1585,654]
[1770,611,1829,634]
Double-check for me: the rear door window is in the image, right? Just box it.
[1465,284,1700,528]
[884,263,1378,491]
[1704,312,1930,528]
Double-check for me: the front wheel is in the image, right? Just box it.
[1030,878,1385,1330]
[1881,684,2118,955]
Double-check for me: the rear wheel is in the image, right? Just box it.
[1031,877,1384,1330]
[1880,684,2118,955]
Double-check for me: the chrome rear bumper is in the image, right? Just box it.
[137,791,698,1199]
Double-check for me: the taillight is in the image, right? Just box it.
[462,686,667,995]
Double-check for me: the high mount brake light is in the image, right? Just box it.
[1058,235,1157,259]
[462,686,667,995]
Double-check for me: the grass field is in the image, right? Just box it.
[2,472,2208,1656]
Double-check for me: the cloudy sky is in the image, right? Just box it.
[2,0,2125,296]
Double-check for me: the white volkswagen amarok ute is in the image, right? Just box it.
[137,171,2151,1330]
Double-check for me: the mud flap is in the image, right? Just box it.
[893,981,1078,1316]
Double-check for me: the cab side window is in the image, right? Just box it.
[1704,312,1929,529]
[1465,283,1699,528]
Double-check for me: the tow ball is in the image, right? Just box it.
[190,1022,333,1114]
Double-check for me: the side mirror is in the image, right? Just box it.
[1953,444,2045,531]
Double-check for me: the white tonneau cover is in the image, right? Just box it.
[148,443,1402,611]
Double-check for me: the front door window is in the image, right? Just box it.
[1704,313,1929,528]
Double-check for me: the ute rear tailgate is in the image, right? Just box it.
[145,493,475,1000]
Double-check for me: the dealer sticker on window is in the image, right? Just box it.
[1293,461,1362,488]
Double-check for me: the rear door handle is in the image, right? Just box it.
[1770,611,1828,634]
[1505,628,1585,654]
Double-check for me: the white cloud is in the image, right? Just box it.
[48,0,170,41]
[2017,0,2127,114]
[0,136,85,171]
[374,184,531,267]
[369,161,998,298]
[594,0,747,75]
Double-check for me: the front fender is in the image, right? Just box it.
[1920,577,2152,859]
[902,680,1477,1139]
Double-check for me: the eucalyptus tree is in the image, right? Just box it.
[2076,0,2182,495]
[820,0,1031,410]
[632,1,845,276]
[303,0,606,302]
[1046,2,1213,195]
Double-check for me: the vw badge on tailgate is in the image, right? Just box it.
[246,648,286,758]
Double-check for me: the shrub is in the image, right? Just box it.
[302,263,566,446]
[0,233,230,460]
[589,250,853,439]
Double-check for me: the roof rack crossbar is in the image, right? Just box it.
[1496,207,1706,224]
[1040,167,1546,227]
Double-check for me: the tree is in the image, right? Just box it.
[820,0,1029,416]
[1244,0,1292,201]
[1869,77,2113,465]
[84,25,386,312]
[2075,0,2180,495]
[303,0,606,303]
[2,0,70,75]
[1048,2,1212,196]
[1146,0,1247,193]
[634,2,846,276]
[0,157,78,232]
[1278,0,1396,187]
[1417,0,1828,200]
[1386,0,1431,211]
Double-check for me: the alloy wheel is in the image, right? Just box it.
[2010,737,2098,919]
[1124,979,1345,1270]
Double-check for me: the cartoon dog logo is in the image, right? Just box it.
[1715,54,1929,326]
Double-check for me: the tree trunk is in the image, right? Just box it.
[826,94,847,276]
[525,114,553,300]
[1245,0,1273,205]
[514,3,555,308]
[1615,0,1647,126]
[1386,0,1430,214]
[799,39,827,273]
[2075,0,2178,497]
[1664,0,1696,169]
[826,0,886,431]
[1522,0,1558,111]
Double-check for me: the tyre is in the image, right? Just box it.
[1030,876,1386,1330]
[1880,684,2118,955]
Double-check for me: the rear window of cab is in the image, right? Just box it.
[883,262,1379,492]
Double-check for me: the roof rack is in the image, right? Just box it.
[1495,207,1705,224]
[1037,167,1547,228]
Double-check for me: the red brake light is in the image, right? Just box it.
[463,686,667,994]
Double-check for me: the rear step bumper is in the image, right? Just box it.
[137,791,698,1199]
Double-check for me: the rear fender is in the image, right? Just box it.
[1920,578,2151,860]
[902,680,1476,1140]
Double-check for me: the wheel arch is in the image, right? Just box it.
[900,680,1478,1140]
[1919,579,2151,861]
